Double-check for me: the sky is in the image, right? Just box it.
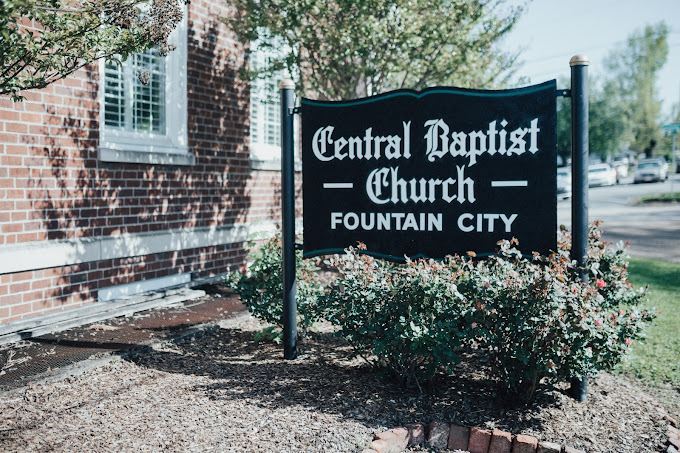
[501,0,680,118]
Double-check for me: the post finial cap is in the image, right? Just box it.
[279,79,295,89]
[570,55,590,66]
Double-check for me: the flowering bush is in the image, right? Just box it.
[226,224,654,405]
[559,222,654,383]
[226,235,324,340]
[458,235,654,405]
[454,239,576,404]
[320,224,654,404]
[585,221,647,309]
[317,244,475,389]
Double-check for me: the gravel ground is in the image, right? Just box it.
[0,315,670,452]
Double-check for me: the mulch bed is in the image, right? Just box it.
[0,314,671,452]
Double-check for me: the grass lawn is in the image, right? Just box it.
[616,257,680,415]
[635,192,680,204]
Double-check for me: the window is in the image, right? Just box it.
[250,64,281,157]
[98,9,190,166]
[103,50,166,133]
[249,36,299,171]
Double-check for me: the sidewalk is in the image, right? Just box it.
[0,284,246,393]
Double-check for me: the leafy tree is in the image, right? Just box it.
[556,77,632,162]
[557,23,670,162]
[224,0,524,100]
[659,98,680,162]
[604,22,668,157]
[590,81,634,159]
[556,94,570,162]
[1,0,186,101]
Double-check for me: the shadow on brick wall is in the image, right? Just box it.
[23,17,256,307]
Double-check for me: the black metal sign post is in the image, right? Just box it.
[569,54,589,402]
[280,79,297,360]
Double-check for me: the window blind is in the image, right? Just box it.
[103,49,166,134]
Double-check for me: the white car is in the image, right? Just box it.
[612,159,629,178]
[633,160,668,183]
[557,168,572,198]
[588,164,617,187]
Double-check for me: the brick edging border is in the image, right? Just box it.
[659,407,679,453]
[362,409,679,453]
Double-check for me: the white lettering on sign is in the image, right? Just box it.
[323,182,354,189]
[491,180,528,187]
[308,110,547,253]
[365,165,475,205]
[457,213,518,233]
[423,118,540,166]
[311,118,539,168]
[331,212,443,232]
[312,122,411,162]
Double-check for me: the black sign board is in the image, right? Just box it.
[301,80,557,260]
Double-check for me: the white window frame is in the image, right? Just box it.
[98,8,190,166]
[249,36,300,171]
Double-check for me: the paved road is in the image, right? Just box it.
[556,174,680,262]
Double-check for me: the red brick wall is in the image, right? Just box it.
[0,73,100,245]
[0,244,248,321]
[0,1,285,323]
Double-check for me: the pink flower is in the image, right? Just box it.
[471,322,477,328]
[484,281,490,288]
[595,319,603,326]
[625,338,632,346]
[596,279,606,289]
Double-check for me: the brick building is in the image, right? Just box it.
[0,2,291,326]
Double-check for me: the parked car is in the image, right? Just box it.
[557,167,572,198]
[642,157,669,176]
[588,164,617,187]
[633,160,668,183]
[612,159,629,178]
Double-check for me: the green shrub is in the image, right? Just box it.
[462,231,654,405]
[226,235,323,340]
[317,243,474,390]
[227,225,655,406]
[562,222,654,382]
[320,225,654,404]
[456,240,575,405]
